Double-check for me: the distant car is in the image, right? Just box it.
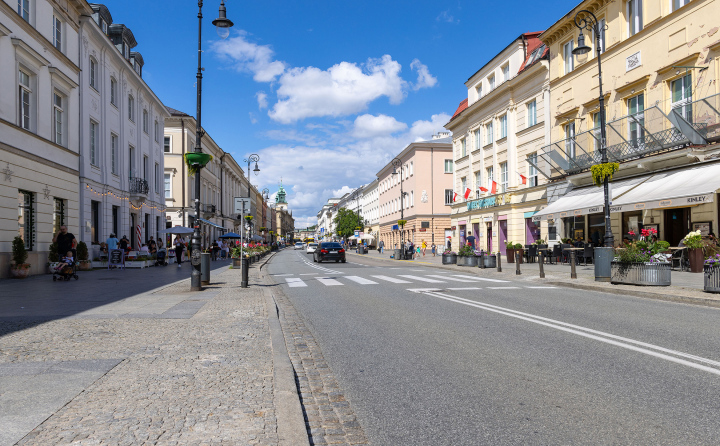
[313,242,346,263]
[294,242,304,250]
[306,243,318,254]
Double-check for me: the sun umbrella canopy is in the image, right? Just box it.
[219,232,242,239]
[158,226,194,235]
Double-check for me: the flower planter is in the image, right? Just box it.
[479,254,497,268]
[688,248,704,273]
[611,262,671,286]
[456,255,478,267]
[506,248,515,264]
[442,254,457,265]
[77,261,93,271]
[704,264,720,293]
[10,266,30,279]
[125,260,150,268]
[232,258,243,268]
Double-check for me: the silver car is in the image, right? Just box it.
[306,243,318,254]
[294,242,304,250]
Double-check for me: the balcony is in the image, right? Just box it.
[535,93,719,177]
[129,177,149,201]
[202,204,217,219]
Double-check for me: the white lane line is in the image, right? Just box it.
[446,287,481,291]
[398,275,446,283]
[348,262,370,267]
[525,286,557,289]
[316,277,343,286]
[452,274,510,283]
[372,275,412,284]
[407,288,442,293]
[424,291,720,376]
[426,275,477,283]
[285,278,307,288]
[344,276,378,285]
[487,287,521,290]
[300,273,318,275]
[273,273,294,276]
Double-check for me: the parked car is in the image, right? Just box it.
[294,242,304,250]
[313,242,346,263]
[306,243,318,254]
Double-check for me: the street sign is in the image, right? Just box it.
[354,230,360,237]
[233,197,251,214]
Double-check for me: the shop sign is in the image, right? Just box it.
[483,217,492,222]
[659,200,673,207]
[467,197,496,211]
[587,206,602,213]
[560,212,568,218]
[419,228,427,232]
[573,210,582,216]
[451,226,457,230]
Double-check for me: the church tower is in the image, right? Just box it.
[275,181,288,211]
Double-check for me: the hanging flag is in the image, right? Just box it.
[453,192,458,202]
[479,186,488,192]
[464,188,471,199]
[518,172,527,185]
[491,181,498,195]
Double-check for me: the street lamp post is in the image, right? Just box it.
[190,1,233,291]
[261,187,269,242]
[243,154,260,240]
[572,10,615,281]
[391,158,408,249]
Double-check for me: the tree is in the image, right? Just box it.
[333,208,363,239]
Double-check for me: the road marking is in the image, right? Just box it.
[348,262,370,267]
[299,273,318,275]
[525,286,557,289]
[426,275,477,283]
[452,274,510,283]
[344,276,378,285]
[423,291,720,377]
[446,287,481,291]
[371,275,411,284]
[407,288,442,293]
[273,273,294,276]
[398,275,445,283]
[487,286,520,289]
[285,278,307,287]
[316,277,343,286]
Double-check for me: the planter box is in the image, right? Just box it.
[125,260,150,268]
[506,248,515,264]
[479,254,497,268]
[91,260,108,269]
[688,248,704,273]
[232,258,243,268]
[611,262,671,286]
[442,254,457,265]
[77,261,93,271]
[704,264,720,293]
[456,255,478,267]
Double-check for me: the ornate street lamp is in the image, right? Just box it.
[190,1,233,291]
[391,157,409,248]
[572,10,614,281]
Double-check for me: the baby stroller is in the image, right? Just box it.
[52,262,78,281]
[155,248,169,266]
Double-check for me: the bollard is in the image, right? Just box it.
[480,252,485,269]
[539,252,545,279]
[201,252,211,285]
[497,252,502,273]
[241,257,249,288]
[570,250,577,279]
[515,250,521,275]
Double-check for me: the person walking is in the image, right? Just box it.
[379,239,384,254]
[106,233,119,251]
[53,225,77,260]
[421,239,427,257]
[431,243,436,256]
[174,235,185,267]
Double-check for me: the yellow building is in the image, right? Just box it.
[533,0,720,246]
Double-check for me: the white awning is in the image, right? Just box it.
[611,162,720,212]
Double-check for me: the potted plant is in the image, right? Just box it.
[456,244,478,266]
[10,236,30,279]
[477,251,497,268]
[504,240,516,264]
[442,249,457,265]
[682,230,704,273]
[611,229,671,286]
[704,254,720,293]
[184,152,213,176]
[47,241,60,273]
[76,241,92,271]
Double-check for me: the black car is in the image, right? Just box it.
[313,242,346,263]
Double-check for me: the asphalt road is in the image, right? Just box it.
[268,248,720,445]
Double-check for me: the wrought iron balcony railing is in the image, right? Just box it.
[129,177,149,195]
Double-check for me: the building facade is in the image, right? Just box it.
[78,4,169,255]
[377,134,453,249]
[0,0,91,277]
[446,32,551,254]
[533,0,720,247]
[361,178,380,240]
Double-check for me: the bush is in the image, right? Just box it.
[76,241,89,261]
[12,236,28,266]
[458,244,475,257]
[514,243,523,249]
[48,241,59,262]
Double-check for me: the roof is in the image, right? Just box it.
[166,106,191,117]
[449,99,468,123]
[518,32,549,74]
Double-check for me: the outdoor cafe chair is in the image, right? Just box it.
[524,245,537,263]
[582,245,594,265]
[550,245,563,264]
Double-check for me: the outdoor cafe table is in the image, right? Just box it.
[669,247,687,271]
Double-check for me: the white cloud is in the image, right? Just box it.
[436,11,459,23]
[249,112,258,124]
[332,185,354,197]
[352,114,407,139]
[407,113,452,141]
[268,55,407,124]
[410,59,438,90]
[210,32,286,82]
[256,91,268,109]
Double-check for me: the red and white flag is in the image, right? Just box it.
[453,191,458,202]
[464,188,472,199]
[518,172,527,185]
[491,181,498,195]
[479,186,488,192]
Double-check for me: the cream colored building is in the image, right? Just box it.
[445,32,550,254]
[533,0,720,246]
[0,0,91,277]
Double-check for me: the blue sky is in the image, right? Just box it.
[103,0,573,227]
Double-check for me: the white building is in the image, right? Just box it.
[0,0,91,277]
[77,4,169,253]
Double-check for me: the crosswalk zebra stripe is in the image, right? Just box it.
[285,278,307,287]
[316,277,343,286]
[487,286,520,289]
[446,287,481,290]
[452,274,510,283]
[344,276,378,285]
[397,275,445,283]
[371,275,412,284]
[425,275,477,283]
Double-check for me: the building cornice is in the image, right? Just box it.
[539,0,611,47]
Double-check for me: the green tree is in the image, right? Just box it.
[333,208,363,239]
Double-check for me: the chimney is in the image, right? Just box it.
[433,132,450,139]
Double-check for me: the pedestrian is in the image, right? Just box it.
[379,239,384,254]
[106,233,119,251]
[147,236,157,255]
[211,240,219,261]
[416,245,421,259]
[174,235,185,267]
[53,225,77,260]
[119,235,130,252]
[431,243,436,256]
[421,239,427,257]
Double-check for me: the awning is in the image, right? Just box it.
[197,218,225,230]
[611,163,720,212]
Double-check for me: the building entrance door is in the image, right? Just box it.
[664,207,690,247]
[130,213,137,249]
[498,220,508,255]
[486,222,493,252]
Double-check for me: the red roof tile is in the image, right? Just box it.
[518,31,549,74]
[450,98,468,122]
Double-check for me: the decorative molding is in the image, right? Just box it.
[43,185,51,199]
[2,162,14,182]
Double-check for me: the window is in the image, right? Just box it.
[489,74,495,90]
[154,121,159,142]
[527,153,538,187]
[90,120,98,166]
[474,129,481,151]
[628,0,643,36]
[91,201,100,244]
[476,84,483,99]
[129,145,135,178]
[592,111,602,151]
[410,191,414,207]
[123,43,128,59]
[474,171,482,198]
[529,44,546,64]
[143,155,148,180]
[565,122,576,159]
[90,58,98,90]
[17,0,29,21]
[672,74,692,121]
[111,134,118,174]
[673,0,689,11]
[444,159,453,173]
[18,190,35,251]
[444,189,454,205]
[500,114,507,139]
[593,18,606,55]
[409,161,413,175]
[110,78,117,106]
[500,162,508,192]
[143,109,148,133]
[155,163,160,192]
[502,64,510,82]
[527,100,537,127]
[487,166,494,191]
[53,92,63,145]
[128,95,134,121]
[164,173,172,199]
[164,136,171,153]
[461,138,467,157]
[563,40,574,74]
[53,198,65,234]
[486,122,494,145]
[18,69,31,131]
[53,15,62,50]
[627,93,645,146]
[461,177,467,197]
[101,19,108,35]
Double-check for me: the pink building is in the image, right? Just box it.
[377,134,454,250]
